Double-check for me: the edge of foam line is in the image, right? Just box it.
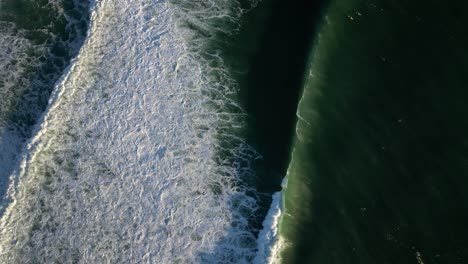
[254,175,290,264]
[253,191,283,264]
[0,0,98,224]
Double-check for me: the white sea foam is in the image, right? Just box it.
[254,192,282,264]
[253,176,290,264]
[0,0,260,263]
[0,0,90,212]
[0,22,47,205]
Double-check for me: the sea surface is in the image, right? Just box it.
[1,0,467,263]
[280,0,468,263]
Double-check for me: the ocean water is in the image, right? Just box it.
[0,0,330,261]
[279,0,468,263]
[2,0,467,263]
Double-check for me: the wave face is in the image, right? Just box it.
[279,0,468,263]
[0,0,90,209]
[0,0,262,263]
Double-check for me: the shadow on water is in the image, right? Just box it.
[0,0,90,213]
[230,0,326,229]
[197,0,326,261]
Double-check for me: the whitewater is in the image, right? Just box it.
[0,0,90,213]
[0,0,287,262]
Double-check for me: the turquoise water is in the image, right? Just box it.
[281,0,468,263]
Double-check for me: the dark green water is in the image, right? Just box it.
[2,0,467,262]
[223,0,326,230]
[282,0,468,263]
